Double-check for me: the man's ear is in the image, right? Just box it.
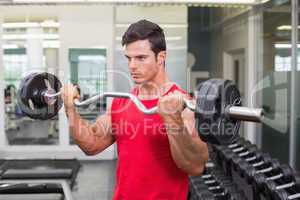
[157,51,166,66]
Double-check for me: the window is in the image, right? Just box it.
[2,20,60,145]
[68,48,107,145]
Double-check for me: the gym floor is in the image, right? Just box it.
[73,160,116,200]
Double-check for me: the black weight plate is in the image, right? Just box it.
[195,79,241,145]
[218,79,241,144]
[17,72,62,120]
[195,79,215,144]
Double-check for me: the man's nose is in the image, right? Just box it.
[128,59,138,70]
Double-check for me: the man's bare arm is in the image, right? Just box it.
[66,106,114,155]
[158,92,209,176]
[166,108,208,176]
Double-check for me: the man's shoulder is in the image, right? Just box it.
[171,83,187,94]
[171,84,193,99]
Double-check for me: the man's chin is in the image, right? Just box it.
[133,79,146,85]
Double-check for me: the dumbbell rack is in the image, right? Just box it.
[189,145,247,200]
[189,137,300,200]
[189,162,247,200]
[209,137,300,200]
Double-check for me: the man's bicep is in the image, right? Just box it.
[91,105,115,144]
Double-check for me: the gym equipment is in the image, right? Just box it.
[17,73,63,120]
[189,158,247,200]
[233,152,272,172]
[254,164,297,190]
[221,143,256,161]
[214,142,260,175]
[263,175,300,196]
[274,189,300,200]
[0,180,73,200]
[17,72,264,145]
[210,139,300,200]
[239,157,280,180]
[194,79,263,145]
[0,159,81,189]
[0,183,63,194]
[0,194,63,200]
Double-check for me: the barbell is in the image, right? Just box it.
[16,72,264,145]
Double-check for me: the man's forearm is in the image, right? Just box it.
[66,108,105,154]
[167,127,208,176]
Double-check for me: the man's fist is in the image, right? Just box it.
[157,91,187,131]
[60,84,80,110]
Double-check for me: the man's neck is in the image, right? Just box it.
[137,77,173,100]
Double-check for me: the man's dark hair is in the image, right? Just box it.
[122,19,166,56]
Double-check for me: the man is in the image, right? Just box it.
[61,19,208,200]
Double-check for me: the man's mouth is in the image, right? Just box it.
[131,74,141,78]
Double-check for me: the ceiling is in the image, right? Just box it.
[0,0,269,6]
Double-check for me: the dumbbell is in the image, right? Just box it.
[197,176,238,193]
[203,178,234,188]
[215,142,255,165]
[232,151,271,170]
[239,158,281,183]
[17,72,264,145]
[227,138,249,149]
[254,164,297,192]
[201,174,232,183]
[218,144,260,175]
[263,175,300,198]
[199,171,245,200]
[227,144,259,164]
[229,137,251,146]
[195,184,231,200]
[273,189,300,200]
[197,190,228,200]
[201,169,232,180]
[192,176,232,191]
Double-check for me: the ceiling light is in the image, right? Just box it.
[3,21,59,29]
[3,34,59,40]
[115,36,182,41]
[275,43,300,49]
[2,44,20,49]
[277,25,300,31]
[13,0,258,5]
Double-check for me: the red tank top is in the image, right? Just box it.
[111,84,189,200]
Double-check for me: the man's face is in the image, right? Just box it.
[124,39,165,85]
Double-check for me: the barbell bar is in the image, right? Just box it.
[17,72,264,145]
[44,90,263,122]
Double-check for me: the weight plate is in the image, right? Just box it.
[195,79,241,145]
[17,72,62,120]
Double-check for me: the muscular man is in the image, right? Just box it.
[61,19,208,200]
